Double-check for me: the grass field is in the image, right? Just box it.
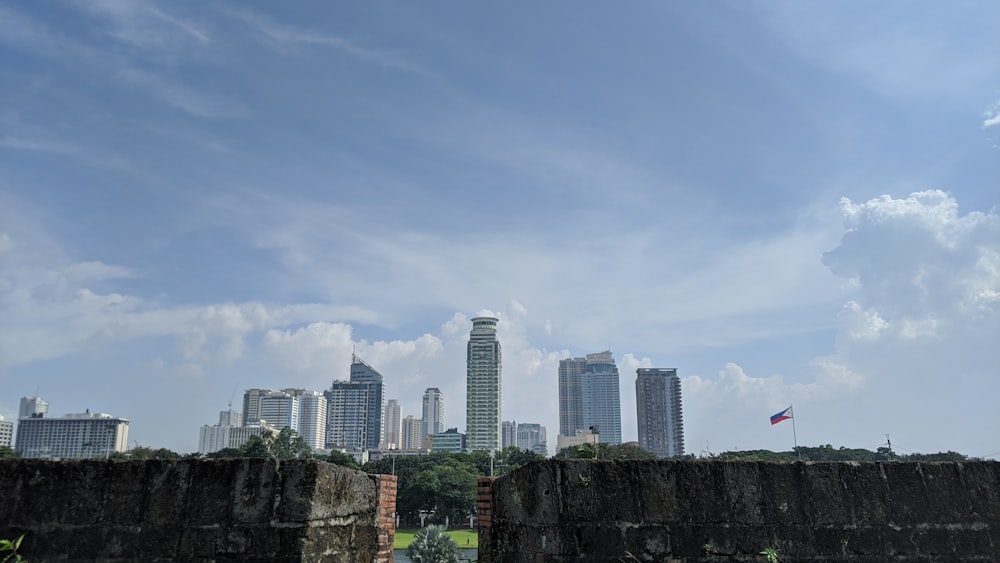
[394,528,478,549]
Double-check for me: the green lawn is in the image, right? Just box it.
[394,528,478,549]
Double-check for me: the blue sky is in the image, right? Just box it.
[2,1,998,458]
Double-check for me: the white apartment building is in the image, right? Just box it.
[384,399,402,449]
[422,388,444,441]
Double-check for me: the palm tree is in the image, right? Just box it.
[406,525,459,563]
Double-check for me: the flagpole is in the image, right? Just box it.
[791,403,800,461]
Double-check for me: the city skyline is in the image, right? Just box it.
[1,3,997,460]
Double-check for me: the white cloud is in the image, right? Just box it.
[984,101,1000,128]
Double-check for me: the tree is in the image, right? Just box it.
[241,435,273,458]
[0,446,18,459]
[554,443,656,461]
[325,450,361,470]
[495,446,544,475]
[270,427,312,460]
[407,525,459,563]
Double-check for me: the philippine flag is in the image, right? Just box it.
[770,406,793,425]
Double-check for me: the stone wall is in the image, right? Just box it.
[0,458,396,562]
[480,459,1000,562]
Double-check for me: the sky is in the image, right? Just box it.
[1,1,998,458]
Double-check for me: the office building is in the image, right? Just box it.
[400,415,425,450]
[558,351,622,444]
[19,396,48,420]
[325,354,385,452]
[636,368,685,458]
[384,399,402,449]
[0,415,12,448]
[466,316,502,452]
[15,410,129,459]
[430,428,466,454]
[421,388,444,441]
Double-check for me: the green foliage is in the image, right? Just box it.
[406,525,459,563]
[714,444,970,463]
[113,446,183,460]
[0,446,18,459]
[554,443,657,461]
[494,446,544,475]
[0,534,24,563]
[205,428,312,460]
[325,449,361,470]
[760,546,779,562]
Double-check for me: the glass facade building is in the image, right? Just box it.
[636,368,685,458]
[558,351,622,444]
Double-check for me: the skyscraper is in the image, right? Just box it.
[516,422,547,454]
[558,351,622,445]
[400,415,424,450]
[501,420,517,449]
[285,389,327,451]
[466,316,502,453]
[326,354,385,452]
[384,399,402,449]
[636,368,685,458]
[19,396,48,420]
[241,388,270,426]
[422,387,444,441]
[258,390,299,430]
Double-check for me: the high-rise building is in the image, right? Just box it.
[400,415,424,450]
[15,411,129,459]
[258,390,299,430]
[558,351,622,445]
[516,422,547,454]
[421,388,445,441]
[199,416,278,455]
[242,388,270,426]
[285,389,327,451]
[466,316,502,453]
[501,420,517,449]
[325,354,385,452]
[19,396,48,420]
[218,408,241,427]
[384,399,402,449]
[636,368,685,458]
[0,415,12,448]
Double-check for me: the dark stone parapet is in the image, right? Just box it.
[481,459,1000,561]
[0,458,396,562]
